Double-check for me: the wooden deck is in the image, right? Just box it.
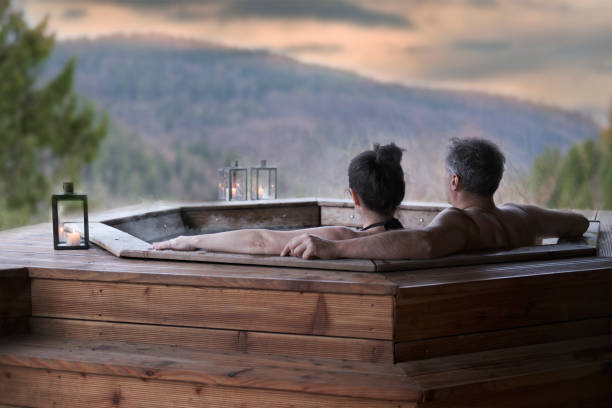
[0,205,611,407]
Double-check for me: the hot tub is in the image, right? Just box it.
[89,198,598,272]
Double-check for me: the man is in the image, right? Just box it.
[281,138,589,260]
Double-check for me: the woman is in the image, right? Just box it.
[152,143,405,255]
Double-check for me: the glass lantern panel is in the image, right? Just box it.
[57,200,86,247]
[218,168,229,201]
[254,168,276,199]
[230,169,248,200]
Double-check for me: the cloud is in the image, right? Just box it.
[281,43,344,55]
[62,8,87,20]
[404,45,431,54]
[95,0,412,28]
[468,0,498,7]
[218,0,411,27]
[454,40,511,53]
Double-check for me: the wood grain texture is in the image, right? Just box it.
[395,317,611,361]
[399,336,611,403]
[394,266,611,342]
[129,248,377,272]
[0,365,416,408]
[88,222,150,257]
[31,279,394,340]
[385,256,612,292]
[320,206,440,229]
[0,223,397,295]
[374,243,596,272]
[596,210,612,257]
[181,203,320,231]
[0,337,419,401]
[30,317,394,363]
[108,209,185,242]
[0,269,30,337]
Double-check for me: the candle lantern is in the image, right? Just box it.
[217,160,248,201]
[52,182,89,250]
[250,160,277,200]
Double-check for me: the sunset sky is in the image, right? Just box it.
[16,0,612,124]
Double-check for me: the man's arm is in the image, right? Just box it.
[513,204,589,239]
[281,209,472,260]
[152,225,364,255]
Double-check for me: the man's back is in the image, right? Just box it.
[431,204,589,254]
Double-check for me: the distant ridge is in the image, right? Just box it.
[47,34,600,202]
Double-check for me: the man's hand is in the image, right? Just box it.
[151,236,199,251]
[280,234,339,259]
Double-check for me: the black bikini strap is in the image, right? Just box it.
[360,217,404,231]
[359,221,388,231]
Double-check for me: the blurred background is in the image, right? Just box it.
[2,0,611,229]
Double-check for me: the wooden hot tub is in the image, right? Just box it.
[0,199,610,407]
[89,198,598,272]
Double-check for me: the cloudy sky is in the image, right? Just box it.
[16,0,612,124]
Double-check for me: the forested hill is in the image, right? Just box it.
[46,35,600,203]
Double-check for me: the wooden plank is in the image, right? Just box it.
[0,223,397,295]
[21,260,396,296]
[181,203,320,231]
[128,249,377,272]
[596,210,612,257]
[108,209,185,242]
[31,279,394,340]
[394,268,611,342]
[415,365,611,408]
[374,243,596,272]
[94,198,321,224]
[321,206,440,229]
[88,222,151,257]
[30,317,394,363]
[385,256,612,291]
[399,336,611,394]
[320,206,362,227]
[395,317,611,361]
[0,337,419,401]
[0,269,30,337]
[0,365,416,408]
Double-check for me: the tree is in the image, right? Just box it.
[0,0,107,229]
[530,102,612,210]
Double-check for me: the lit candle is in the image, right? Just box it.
[58,225,66,241]
[258,186,265,198]
[67,231,81,246]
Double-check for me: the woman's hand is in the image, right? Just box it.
[280,234,339,259]
[151,236,199,251]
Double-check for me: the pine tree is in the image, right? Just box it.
[531,102,612,210]
[0,0,107,229]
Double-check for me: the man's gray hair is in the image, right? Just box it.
[445,138,506,196]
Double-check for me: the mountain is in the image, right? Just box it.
[45,34,600,204]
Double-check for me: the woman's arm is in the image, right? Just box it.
[151,225,364,255]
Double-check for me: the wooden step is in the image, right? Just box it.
[0,336,418,407]
[402,335,612,407]
[0,335,609,407]
[389,257,612,361]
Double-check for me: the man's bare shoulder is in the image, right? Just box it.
[430,206,475,226]
[498,203,589,239]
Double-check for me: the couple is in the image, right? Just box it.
[153,138,589,260]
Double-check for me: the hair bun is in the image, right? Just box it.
[374,143,403,167]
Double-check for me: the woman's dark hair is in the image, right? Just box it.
[348,143,405,216]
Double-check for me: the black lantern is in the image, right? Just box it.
[52,182,89,250]
[250,160,277,200]
[218,161,248,201]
